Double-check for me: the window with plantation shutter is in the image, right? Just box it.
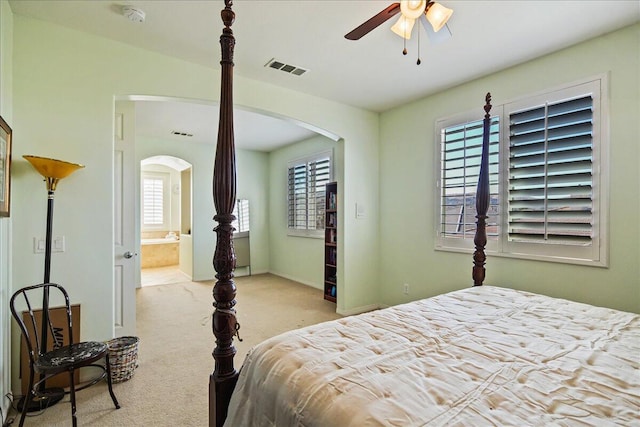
[435,76,607,266]
[232,199,250,233]
[439,117,500,246]
[142,173,169,229]
[287,152,332,237]
[508,95,593,245]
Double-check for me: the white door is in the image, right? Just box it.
[114,101,137,337]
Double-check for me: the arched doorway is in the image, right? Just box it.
[140,155,192,286]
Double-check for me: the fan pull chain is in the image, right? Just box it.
[417,26,422,65]
[403,24,408,55]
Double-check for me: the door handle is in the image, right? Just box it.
[124,251,136,259]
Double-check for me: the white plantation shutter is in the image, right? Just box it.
[288,152,331,234]
[309,158,331,228]
[143,177,164,225]
[508,95,594,245]
[436,77,607,266]
[232,199,250,233]
[440,117,500,241]
[288,163,308,229]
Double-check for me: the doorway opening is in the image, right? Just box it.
[140,155,192,287]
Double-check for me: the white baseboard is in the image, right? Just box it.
[267,271,322,290]
[178,270,192,281]
[234,266,251,277]
[246,268,268,276]
[264,272,380,316]
[337,304,379,317]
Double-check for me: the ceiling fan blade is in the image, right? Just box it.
[419,14,452,44]
[345,2,401,40]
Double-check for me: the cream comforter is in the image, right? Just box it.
[225,286,640,426]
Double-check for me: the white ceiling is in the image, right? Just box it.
[131,97,325,150]
[9,0,640,150]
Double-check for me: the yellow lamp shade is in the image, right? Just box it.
[426,2,453,33]
[24,155,85,191]
[391,15,416,40]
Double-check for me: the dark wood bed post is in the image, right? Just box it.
[473,93,492,286]
[209,1,239,426]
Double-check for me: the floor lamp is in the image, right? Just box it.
[21,155,84,411]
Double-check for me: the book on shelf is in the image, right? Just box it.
[327,212,337,228]
[329,193,337,210]
[327,247,336,264]
[324,182,338,303]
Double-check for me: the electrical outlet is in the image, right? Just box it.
[403,283,409,295]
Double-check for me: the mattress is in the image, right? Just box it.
[225,286,640,426]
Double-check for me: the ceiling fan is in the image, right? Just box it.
[345,0,453,64]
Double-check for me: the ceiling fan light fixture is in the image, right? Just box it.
[400,0,427,19]
[425,2,453,33]
[391,15,415,40]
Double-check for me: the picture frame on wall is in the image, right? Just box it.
[0,116,12,217]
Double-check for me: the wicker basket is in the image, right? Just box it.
[107,336,139,383]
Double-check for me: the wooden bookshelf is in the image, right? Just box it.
[324,182,337,303]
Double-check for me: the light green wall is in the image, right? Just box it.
[0,0,12,420]
[236,148,270,275]
[137,137,270,280]
[236,90,379,315]
[9,8,636,409]
[11,11,379,357]
[268,135,340,289]
[379,23,640,313]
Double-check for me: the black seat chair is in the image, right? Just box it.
[10,283,120,427]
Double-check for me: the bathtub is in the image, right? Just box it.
[141,237,180,268]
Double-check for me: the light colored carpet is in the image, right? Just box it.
[10,272,341,426]
[140,265,191,287]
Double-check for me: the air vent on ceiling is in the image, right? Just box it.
[265,58,308,76]
[171,130,193,137]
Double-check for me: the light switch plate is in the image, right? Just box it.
[33,237,45,254]
[53,236,65,252]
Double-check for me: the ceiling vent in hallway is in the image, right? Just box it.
[264,58,308,76]
[171,130,193,137]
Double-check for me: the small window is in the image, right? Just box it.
[436,76,608,266]
[142,172,169,229]
[232,199,250,234]
[287,151,332,237]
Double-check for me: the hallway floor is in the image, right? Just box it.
[140,265,189,287]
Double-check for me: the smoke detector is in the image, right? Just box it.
[122,6,146,23]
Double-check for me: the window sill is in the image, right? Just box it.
[434,243,607,268]
[287,229,324,239]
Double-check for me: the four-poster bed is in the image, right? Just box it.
[209,2,639,426]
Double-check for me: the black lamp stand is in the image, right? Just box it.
[19,155,85,412]
[17,190,65,412]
